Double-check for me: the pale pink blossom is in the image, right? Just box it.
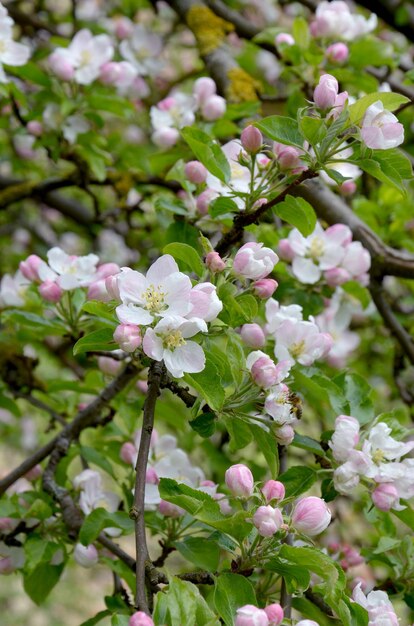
[274,319,333,366]
[361,101,404,150]
[189,283,222,322]
[253,505,283,536]
[311,1,377,40]
[326,42,349,63]
[274,423,295,445]
[225,464,254,497]
[264,384,295,424]
[38,247,99,290]
[235,605,269,626]
[275,33,294,46]
[265,299,303,335]
[120,24,163,77]
[49,29,114,85]
[261,480,285,502]
[253,278,278,299]
[264,604,284,625]
[247,351,290,389]
[143,315,207,378]
[241,126,263,153]
[329,415,360,462]
[202,95,226,121]
[129,612,155,626]
[0,271,30,307]
[74,543,99,568]
[291,496,331,536]
[372,484,399,512]
[241,324,266,348]
[352,583,398,626]
[0,5,30,83]
[205,251,226,273]
[185,160,208,184]
[234,243,278,280]
[113,324,142,352]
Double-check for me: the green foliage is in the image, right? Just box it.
[254,116,304,148]
[214,573,257,625]
[181,127,230,183]
[274,195,317,236]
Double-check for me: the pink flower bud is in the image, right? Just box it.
[235,605,269,626]
[225,464,254,497]
[261,480,285,502]
[39,280,62,302]
[158,500,185,518]
[19,254,42,281]
[264,603,284,625]
[196,189,217,215]
[277,239,295,261]
[241,126,263,153]
[274,424,295,445]
[253,505,283,537]
[253,279,278,299]
[74,543,99,568]
[0,518,17,532]
[25,464,42,481]
[152,127,180,148]
[146,467,158,484]
[372,483,399,512]
[313,74,339,109]
[326,43,349,63]
[324,267,350,287]
[48,51,75,81]
[275,33,294,46]
[251,356,279,388]
[114,17,134,39]
[292,496,331,536]
[342,545,364,566]
[184,160,208,184]
[202,95,226,121]
[87,280,110,301]
[276,146,302,171]
[113,324,141,352]
[100,62,122,85]
[234,242,278,280]
[27,121,43,137]
[0,556,14,575]
[193,77,217,104]
[98,356,122,377]
[129,611,155,626]
[120,442,136,465]
[105,274,121,300]
[240,324,266,348]
[205,251,226,273]
[137,380,148,393]
[340,180,357,196]
[96,263,121,280]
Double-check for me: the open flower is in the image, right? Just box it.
[49,29,114,85]
[143,315,207,378]
[274,319,332,366]
[0,5,30,83]
[361,101,404,150]
[116,255,192,326]
[38,247,99,290]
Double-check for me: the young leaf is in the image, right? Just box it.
[181,127,230,183]
[214,573,256,626]
[254,116,304,148]
[274,195,316,236]
[73,328,117,355]
[278,466,317,498]
[163,242,204,277]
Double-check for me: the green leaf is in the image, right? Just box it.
[189,412,217,438]
[23,563,64,605]
[153,578,220,626]
[8,63,52,87]
[163,242,204,277]
[292,17,310,49]
[254,116,304,148]
[73,328,117,355]
[393,503,414,531]
[87,94,135,116]
[111,616,130,626]
[274,195,317,236]
[300,116,325,145]
[333,373,374,425]
[175,536,220,571]
[158,479,252,542]
[79,610,112,626]
[265,556,311,593]
[278,466,317,498]
[80,446,116,478]
[181,127,231,183]
[349,92,409,125]
[292,597,336,626]
[292,433,326,457]
[82,300,117,323]
[79,508,134,545]
[209,197,239,218]
[342,281,371,309]
[2,309,67,335]
[349,38,394,70]
[184,359,225,411]
[249,423,278,477]
[214,573,256,626]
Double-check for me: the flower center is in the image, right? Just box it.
[290,340,305,358]
[230,162,246,179]
[308,236,325,260]
[142,284,166,313]
[162,329,185,351]
[372,449,385,464]
[80,49,92,66]
[0,41,7,54]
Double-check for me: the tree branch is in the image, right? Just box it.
[215,170,318,255]
[0,363,139,496]
[131,360,166,613]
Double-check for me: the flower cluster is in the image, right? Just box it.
[235,603,283,626]
[330,417,414,510]
[0,4,30,83]
[225,464,331,538]
[279,223,371,286]
[151,77,226,147]
[112,254,222,377]
[310,1,377,41]
[73,469,121,535]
